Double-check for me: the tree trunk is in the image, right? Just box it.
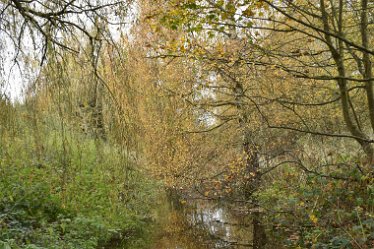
[360,0,374,135]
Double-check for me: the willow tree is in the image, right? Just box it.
[0,0,132,61]
[1,0,134,110]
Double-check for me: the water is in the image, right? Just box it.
[151,195,257,249]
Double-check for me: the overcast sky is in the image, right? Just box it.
[1,35,28,102]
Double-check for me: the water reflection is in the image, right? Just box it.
[152,193,256,249]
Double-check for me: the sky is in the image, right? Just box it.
[1,35,28,102]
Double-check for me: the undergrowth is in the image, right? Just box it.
[0,121,159,249]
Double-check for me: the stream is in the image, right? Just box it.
[150,193,265,249]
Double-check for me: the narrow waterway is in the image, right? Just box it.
[151,194,258,249]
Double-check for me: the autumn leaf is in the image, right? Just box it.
[309,214,318,224]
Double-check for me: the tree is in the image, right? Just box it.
[153,0,374,166]
[0,0,133,61]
